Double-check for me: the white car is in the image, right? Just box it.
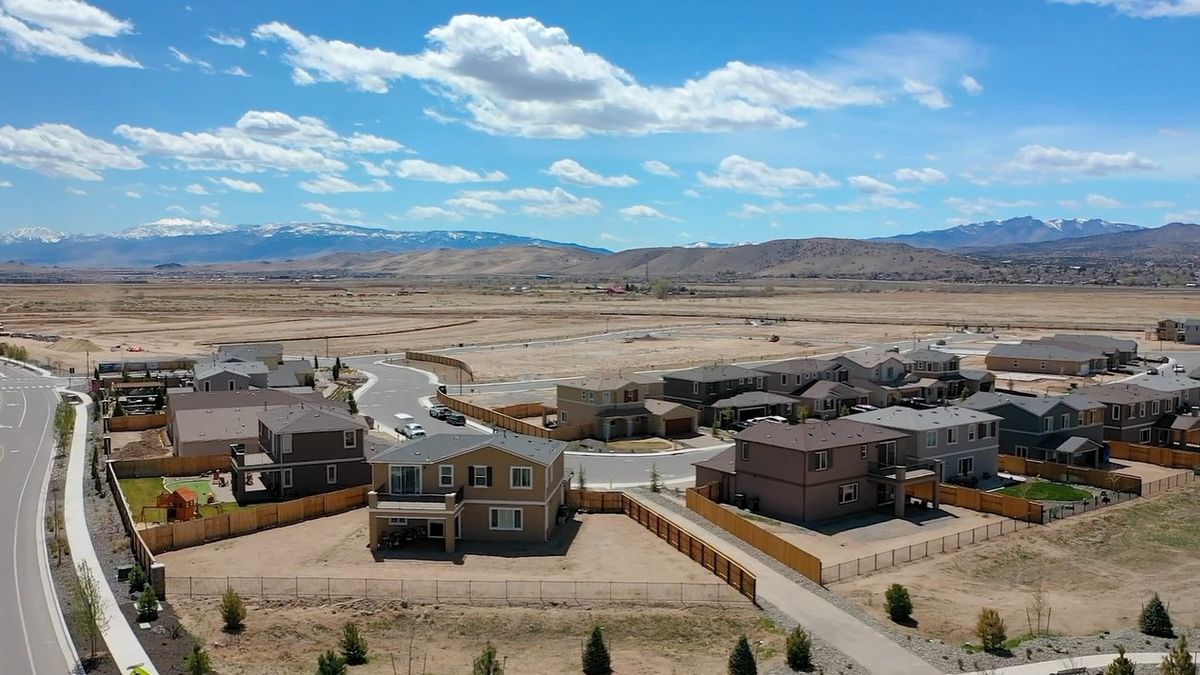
[1174,365,1187,373]
[400,422,427,439]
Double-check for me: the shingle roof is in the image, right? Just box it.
[961,391,1102,416]
[193,358,268,380]
[217,342,284,361]
[573,375,642,391]
[836,350,910,369]
[1085,383,1173,405]
[664,364,764,382]
[987,343,1103,362]
[259,405,367,434]
[692,446,736,474]
[1054,436,1102,454]
[797,380,866,400]
[735,418,907,452]
[1120,372,1200,394]
[643,398,695,417]
[267,360,314,388]
[710,391,801,408]
[368,432,566,466]
[908,349,959,363]
[1049,334,1138,353]
[169,388,334,412]
[842,405,1002,431]
[754,358,842,375]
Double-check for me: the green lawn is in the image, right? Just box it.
[119,477,245,523]
[997,481,1091,502]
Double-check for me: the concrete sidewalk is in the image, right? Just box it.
[964,651,1171,674]
[62,392,158,674]
[640,494,939,675]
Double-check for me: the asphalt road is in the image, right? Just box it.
[0,362,74,674]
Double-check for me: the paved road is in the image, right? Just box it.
[0,362,76,674]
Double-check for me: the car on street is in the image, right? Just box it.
[1174,364,1187,373]
[445,412,467,426]
[401,423,427,439]
[429,405,452,419]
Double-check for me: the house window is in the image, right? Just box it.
[471,465,492,487]
[1138,402,1147,418]
[279,434,292,455]
[838,483,859,505]
[326,464,338,484]
[1060,413,1070,429]
[860,444,868,460]
[812,451,829,471]
[602,392,611,404]
[343,430,356,449]
[282,468,293,489]
[489,507,523,531]
[780,374,788,386]
[388,517,407,526]
[1152,400,1161,415]
[925,430,937,448]
[1140,428,1152,443]
[693,382,699,395]
[1111,405,1121,420]
[738,378,745,385]
[1078,412,1087,426]
[947,427,958,444]
[1043,418,1053,432]
[439,465,454,488]
[1039,361,1046,370]
[1014,445,1028,457]
[228,380,236,391]
[559,410,568,423]
[756,377,764,389]
[740,442,749,461]
[958,457,974,476]
[967,426,976,441]
[203,381,211,392]
[510,466,533,489]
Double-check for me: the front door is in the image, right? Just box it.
[390,465,422,494]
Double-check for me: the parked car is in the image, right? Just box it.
[428,405,452,419]
[401,423,427,439]
[935,339,947,346]
[1173,364,1187,373]
[444,412,466,426]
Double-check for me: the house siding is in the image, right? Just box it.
[732,439,878,523]
[257,425,371,499]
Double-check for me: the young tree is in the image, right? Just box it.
[340,622,369,665]
[1105,645,1135,675]
[313,355,319,369]
[648,463,662,493]
[582,626,612,675]
[346,392,359,415]
[136,586,159,622]
[576,465,587,490]
[728,635,757,675]
[333,357,343,381]
[650,278,672,300]
[128,563,147,593]
[975,608,1007,652]
[473,642,504,675]
[885,583,913,623]
[785,626,812,671]
[220,588,246,633]
[317,650,347,675]
[1161,636,1197,675]
[183,643,213,675]
[1139,593,1174,637]
[70,563,109,663]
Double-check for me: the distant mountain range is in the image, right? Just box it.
[874,216,1142,250]
[976,222,1200,263]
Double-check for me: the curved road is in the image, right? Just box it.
[0,361,76,674]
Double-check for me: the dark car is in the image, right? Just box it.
[445,412,467,426]
[428,405,452,419]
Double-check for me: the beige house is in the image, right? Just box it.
[366,433,568,553]
[555,375,695,440]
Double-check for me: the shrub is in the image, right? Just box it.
[317,650,347,675]
[975,608,1007,652]
[785,626,812,671]
[1160,636,1196,675]
[582,626,612,675]
[1105,645,1135,675]
[127,564,147,593]
[183,643,213,675]
[220,588,246,633]
[885,583,913,623]
[136,586,158,622]
[1139,593,1174,637]
[340,622,368,665]
[473,642,504,675]
[728,635,757,675]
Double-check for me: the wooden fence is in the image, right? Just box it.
[406,351,474,381]
[140,485,370,554]
[566,489,625,513]
[906,482,1044,523]
[1109,441,1200,470]
[685,486,823,584]
[107,412,169,432]
[493,402,555,419]
[998,455,1143,494]
[106,461,164,596]
[435,389,585,440]
[110,454,230,479]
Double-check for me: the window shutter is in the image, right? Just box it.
[486,466,494,487]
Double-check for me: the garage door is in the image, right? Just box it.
[737,407,765,422]
[664,417,692,435]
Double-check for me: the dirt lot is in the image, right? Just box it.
[108,428,171,459]
[833,480,1200,643]
[158,511,717,585]
[172,597,785,675]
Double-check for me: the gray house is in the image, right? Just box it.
[192,359,269,392]
[661,365,769,425]
[1087,383,1185,444]
[168,389,335,456]
[756,358,850,395]
[1046,334,1138,366]
[842,405,1002,483]
[960,391,1105,466]
[217,342,284,369]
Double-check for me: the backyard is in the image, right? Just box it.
[995,480,1092,502]
[119,476,245,524]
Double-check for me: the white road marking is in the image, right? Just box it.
[17,389,26,429]
[12,390,56,672]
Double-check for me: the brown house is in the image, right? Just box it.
[366,433,568,553]
[556,375,695,440]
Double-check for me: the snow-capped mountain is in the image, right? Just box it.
[0,219,607,267]
[681,241,755,249]
[873,216,1143,250]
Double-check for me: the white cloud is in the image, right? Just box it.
[847,175,899,194]
[232,110,404,154]
[683,189,701,198]
[835,194,919,212]
[65,186,86,196]
[406,205,463,221]
[960,172,991,187]
[298,174,391,194]
[124,189,140,198]
[902,78,950,109]
[184,183,208,195]
[165,204,187,214]
[211,176,263,193]
[1058,199,1079,209]
[697,155,838,196]
[207,32,245,48]
[0,0,141,68]
[391,158,506,183]
[114,118,350,174]
[944,196,1037,216]
[345,133,403,154]
[198,204,220,218]
[1049,0,1200,18]
[459,186,601,218]
[545,159,636,187]
[302,201,363,222]
[1085,193,1123,208]
[445,197,503,215]
[598,232,627,242]
[729,201,830,218]
[0,180,10,187]
[1144,200,1175,208]
[1164,209,1200,223]
[618,204,677,221]
[894,167,948,184]
[169,46,212,72]
[251,15,885,138]
[1009,144,1159,175]
[959,75,984,95]
[641,160,677,177]
[0,123,144,180]
[224,65,249,77]
[945,217,970,226]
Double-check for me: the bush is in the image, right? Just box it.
[317,650,347,675]
[1139,593,1174,637]
[1160,636,1196,675]
[183,643,213,675]
[1105,645,1135,675]
[728,635,757,675]
[885,583,913,623]
[975,608,1007,652]
[340,622,368,665]
[220,588,246,633]
[785,626,811,671]
[136,586,158,622]
[582,626,612,675]
[127,564,147,593]
[473,642,504,675]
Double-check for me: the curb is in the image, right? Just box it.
[565,443,731,458]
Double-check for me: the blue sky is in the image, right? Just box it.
[0,0,1197,249]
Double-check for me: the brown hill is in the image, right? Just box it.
[974,222,1200,264]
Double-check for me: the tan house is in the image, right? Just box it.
[985,342,1108,376]
[556,375,695,440]
[366,433,568,553]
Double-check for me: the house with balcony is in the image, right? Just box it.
[661,365,780,425]
[230,404,372,502]
[365,432,568,553]
[960,391,1105,466]
[1086,383,1187,445]
[555,374,695,440]
[698,419,940,523]
[841,405,1002,484]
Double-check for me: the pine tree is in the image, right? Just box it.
[1160,636,1197,675]
[340,622,368,665]
[473,642,504,675]
[649,463,662,492]
[582,626,612,675]
[885,583,913,623]
[128,563,147,593]
[313,355,319,369]
[1139,593,1174,637]
[347,392,358,415]
[136,586,159,622]
[1105,645,1135,675]
[975,608,1007,652]
[220,588,246,632]
[183,643,213,675]
[333,357,343,381]
[317,650,347,675]
[728,635,757,675]
[785,626,811,671]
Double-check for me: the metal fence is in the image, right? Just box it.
[1042,488,1137,522]
[168,576,753,606]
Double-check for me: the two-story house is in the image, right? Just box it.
[193,358,269,392]
[842,405,1002,483]
[960,391,1105,466]
[230,404,372,501]
[700,419,940,523]
[365,432,568,553]
[1086,383,1185,444]
[906,349,995,401]
[756,358,850,395]
[216,342,284,369]
[554,375,696,440]
[662,365,795,425]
